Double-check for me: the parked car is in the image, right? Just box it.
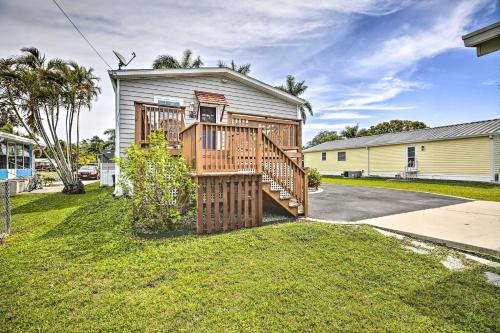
[78,165,99,180]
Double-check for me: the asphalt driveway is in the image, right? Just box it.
[308,183,469,222]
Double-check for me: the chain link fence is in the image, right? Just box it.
[0,181,11,240]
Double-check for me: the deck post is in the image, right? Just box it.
[256,128,262,173]
[303,167,309,218]
[134,103,142,147]
[195,123,203,174]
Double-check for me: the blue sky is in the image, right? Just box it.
[0,0,498,143]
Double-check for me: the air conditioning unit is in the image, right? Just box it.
[343,171,362,178]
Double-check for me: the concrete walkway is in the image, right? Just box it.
[20,180,99,194]
[362,200,500,256]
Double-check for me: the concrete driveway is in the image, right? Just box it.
[308,184,500,256]
[308,183,469,222]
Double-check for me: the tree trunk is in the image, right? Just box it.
[62,180,85,194]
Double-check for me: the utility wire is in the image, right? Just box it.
[51,0,113,69]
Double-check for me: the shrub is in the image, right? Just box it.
[117,132,197,232]
[308,168,321,190]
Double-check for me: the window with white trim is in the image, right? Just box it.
[337,151,346,161]
[321,152,327,161]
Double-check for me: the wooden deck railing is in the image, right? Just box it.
[135,102,186,148]
[228,113,301,151]
[181,123,259,173]
[262,133,308,210]
[181,122,308,214]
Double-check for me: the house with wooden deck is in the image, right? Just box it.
[108,68,309,233]
[304,118,500,183]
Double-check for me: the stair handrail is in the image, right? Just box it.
[260,132,308,210]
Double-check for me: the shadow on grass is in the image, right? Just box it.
[11,185,107,215]
[401,267,500,332]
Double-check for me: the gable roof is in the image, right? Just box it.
[195,90,229,105]
[108,67,305,105]
[304,118,500,152]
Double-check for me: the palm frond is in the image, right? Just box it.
[191,56,203,68]
[152,55,180,69]
[181,49,192,68]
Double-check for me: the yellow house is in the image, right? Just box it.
[304,119,500,183]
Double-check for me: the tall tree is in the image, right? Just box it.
[55,61,100,170]
[276,75,313,123]
[366,120,427,135]
[152,49,203,69]
[341,124,361,138]
[85,135,105,163]
[304,130,341,149]
[103,128,115,150]
[0,47,100,194]
[217,60,251,75]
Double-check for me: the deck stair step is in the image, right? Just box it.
[262,182,299,217]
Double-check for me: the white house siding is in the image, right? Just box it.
[118,75,299,155]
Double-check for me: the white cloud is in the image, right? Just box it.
[323,105,415,111]
[482,80,498,86]
[303,122,356,130]
[341,77,427,106]
[0,0,412,139]
[354,0,491,76]
[313,77,424,115]
[316,112,373,119]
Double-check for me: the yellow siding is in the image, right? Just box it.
[418,137,490,175]
[304,136,492,177]
[369,144,406,173]
[304,148,368,173]
[495,136,500,174]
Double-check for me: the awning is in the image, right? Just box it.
[195,90,229,106]
[194,90,229,121]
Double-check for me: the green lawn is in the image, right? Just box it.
[322,176,500,201]
[1,184,499,332]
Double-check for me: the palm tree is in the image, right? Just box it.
[57,61,100,169]
[276,75,313,123]
[217,60,251,75]
[152,49,203,69]
[0,47,100,194]
[341,125,361,139]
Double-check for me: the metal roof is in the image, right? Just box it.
[304,118,500,152]
[108,67,305,105]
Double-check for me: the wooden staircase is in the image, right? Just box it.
[260,133,307,217]
[180,123,308,233]
[262,182,300,216]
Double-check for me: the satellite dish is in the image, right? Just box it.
[112,50,136,69]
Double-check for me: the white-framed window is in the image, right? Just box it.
[321,152,327,161]
[406,146,416,168]
[337,151,346,162]
[153,96,185,107]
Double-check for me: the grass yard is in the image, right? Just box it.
[322,176,500,202]
[1,184,499,332]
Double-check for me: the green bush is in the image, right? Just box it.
[308,168,321,190]
[117,132,197,232]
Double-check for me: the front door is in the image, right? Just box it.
[200,106,217,149]
[200,106,217,123]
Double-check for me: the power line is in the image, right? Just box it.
[51,0,113,69]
